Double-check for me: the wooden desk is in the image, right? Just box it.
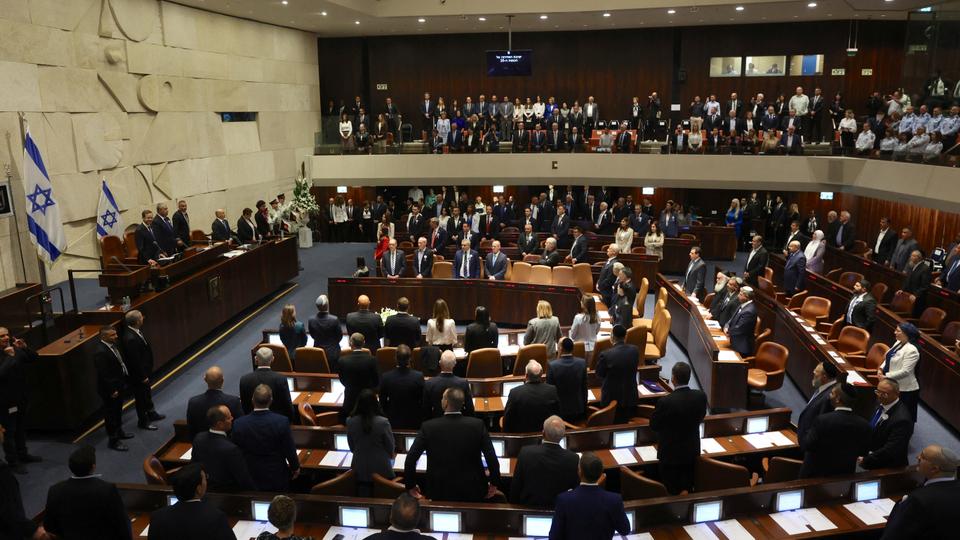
[688,225,738,261]
[0,283,42,333]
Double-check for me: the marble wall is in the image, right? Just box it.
[0,0,320,288]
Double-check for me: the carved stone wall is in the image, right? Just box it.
[0,0,320,287]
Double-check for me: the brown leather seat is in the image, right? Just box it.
[791,296,832,327]
[871,282,889,304]
[298,402,317,425]
[744,342,788,392]
[565,400,617,429]
[433,261,453,278]
[907,307,947,334]
[589,338,611,370]
[513,343,548,375]
[643,309,671,363]
[375,347,398,374]
[552,265,576,287]
[829,326,870,357]
[763,456,803,483]
[124,229,139,262]
[695,456,753,491]
[310,469,356,495]
[938,321,960,347]
[293,347,330,373]
[466,348,502,378]
[848,342,890,376]
[633,277,650,319]
[529,265,553,284]
[572,263,594,294]
[190,229,208,243]
[758,276,786,304]
[619,466,668,500]
[100,235,132,267]
[143,456,169,485]
[624,325,648,350]
[818,316,845,339]
[510,262,532,283]
[786,289,808,310]
[523,254,542,264]
[888,290,916,317]
[371,473,406,498]
[838,271,864,290]
[764,267,774,282]
[257,343,293,371]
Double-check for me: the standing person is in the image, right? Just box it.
[804,230,827,275]
[347,390,395,497]
[307,295,342,371]
[384,298,421,349]
[549,452,630,540]
[172,199,191,248]
[548,338,588,423]
[502,361,561,433]
[426,299,457,351]
[651,362,708,495]
[464,306,498,355]
[725,198,743,246]
[277,304,307,363]
[120,311,165,432]
[860,378,915,470]
[147,464,236,540]
[0,423,38,538]
[879,322,921,421]
[363,494,436,540]
[782,240,807,296]
[800,383,871,478]
[338,333,380,424]
[568,296,600,353]
[644,221,664,259]
[231,385,300,491]
[509,416,579,507]
[742,235,768,287]
[185,367,243,440]
[0,327,41,472]
[339,113,354,153]
[43,445,132,540]
[524,300,562,358]
[681,247,707,297]
[796,361,839,450]
[378,345,425,430]
[611,266,637,328]
[346,294,384,355]
[239,348,294,421]
[614,218,634,255]
[595,325,640,423]
[93,326,135,451]
[190,405,254,493]
[724,287,758,357]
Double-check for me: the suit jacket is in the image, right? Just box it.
[890,238,919,271]
[846,293,877,330]
[704,114,723,133]
[902,261,932,300]
[211,218,233,242]
[135,222,162,263]
[779,133,804,155]
[710,290,741,328]
[880,478,960,540]
[238,368,294,421]
[547,356,588,420]
[612,280,637,328]
[148,500,234,540]
[744,247,769,286]
[0,462,34,539]
[783,251,807,294]
[93,341,129,399]
[151,215,178,255]
[384,312,421,349]
[681,259,707,297]
[43,477,131,540]
[338,349,379,417]
[861,400,914,469]
[595,343,640,410]
[422,373,475,417]
[651,387,708,464]
[596,258,619,304]
[427,227,447,251]
[569,235,589,263]
[800,409,871,478]
[191,431,255,492]
[406,214,425,240]
[411,248,434,277]
[0,346,38,408]
[454,249,480,279]
[796,381,836,451]
[447,129,463,151]
[510,442,580,507]
[307,312,342,370]
[236,217,259,244]
[760,113,780,132]
[540,249,562,268]
[518,232,540,255]
[231,410,299,491]
[185,389,243,440]
[513,129,530,152]
[381,249,406,277]
[659,212,679,238]
[405,413,499,501]
[616,129,632,153]
[484,251,508,280]
[726,301,758,357]
[464,322,498,354]
[120,327,153,383]
[345,310,384,355]
[551,214,570,241]
[722,117,744,136]
[873,229,898,265]
[172,210,191,246]
[479,214,500,239]
[379,367,425,430]
[831,222,856,250]
[549,485,630,540]
[546,130,565,151]
[503,381,561,433]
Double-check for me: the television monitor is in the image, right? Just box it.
[776,490,804,512]
[855,480,880,502]
[430,511,461,533]
[613,430,637,449]
[340,507,370,528]
[335,434,350,451]
[486,50,533,76]
[692,501,722,523]
[709,56,742,77]
[746,416,769,434]
[523,515,553,537]
[745,55,787,77]
[626,511,635,532]
[252,501,271,521]
[405,436,417,452]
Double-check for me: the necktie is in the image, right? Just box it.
[836,224,844,246]
[110,345,128,376]
[461,252,468,278]
[947,259,959,283]
[870,407,884,428]
[724,305,742,333]
[391,252,396,273]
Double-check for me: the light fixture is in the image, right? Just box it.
[478,16,486,21]
[320,11,327,16]
[354,20,360,24]
[807,2,817,7]
[667,9,676,14]
[735,5,744,11]
[539,14,548,20]
[418,17,425,23]
[603,12,611,17]
[281,0,288,5]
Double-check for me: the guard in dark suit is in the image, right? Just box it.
[185,366,243,440]
[782,242,807,295]
[239,347,294,421]
[151,203,179,255]
[43,445,132,540]
[510,416,579,506]
[210,210,235,242]
[135,210,164,265]
[338,334,379,421]
[406,387,499,502]
[379,345,425,430]
[503,362,561,433]
[0,424,36,537]
[595,325,640,423]
[681,248,707,298]
[307,298,342,371]
[384,301,421,349]
[800,382,871,478]
[147,464,235,540]
[651,362,708,494]
[381,243,406,278]
[569,227,588,263]
[172,201,191,247]
[120,310,164,430]
[346,295,384,355]
[191,405,254,492]
[550,452,631,540]
[547,339,588,422]
[0,327,40,469]
[743,235,769,286]
[92,326,134,451]
[861,378,915,470]
[796,361,838,451]
[880,444,960,540]
[844,280,877,331]
[230,385,299,491]
[597,247,619,308]
[724,288,758,357]
[423,352,475,417]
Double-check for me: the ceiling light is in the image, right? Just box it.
[539,14,548,20]
[418,17,425,23]
[667,9,676,14]
[735,6,745,11]
[281,0,288,4]
[478,16,486,21]
[320,11,327,16]
[354,20,360,24]
[603,12,611,17]
[807,2,817,6]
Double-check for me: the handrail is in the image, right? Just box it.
[66,268,108,313]
[23,286,65,343]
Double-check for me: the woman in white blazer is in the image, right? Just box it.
[879,322,920,420]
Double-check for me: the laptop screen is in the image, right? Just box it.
[340,507,370,528]
[692,501,722,523]
[430,512,461,533]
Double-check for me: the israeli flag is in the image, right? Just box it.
[96,179,124,239]
[22,127,66,264]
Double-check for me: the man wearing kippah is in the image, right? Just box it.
[799,381,871,478]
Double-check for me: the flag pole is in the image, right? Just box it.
[17,112,50,289]
[2,161,29,283]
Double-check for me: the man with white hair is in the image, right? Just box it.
[484,240,508,280]
[238,346,294,421]
[509,415,579,506]
[597,244,620,307]
[308,294,342,370]
[881,444,959,539]
[503,360,561,433]
[422,350,474,417]
[120,310,165,431]
[539,237,562,267]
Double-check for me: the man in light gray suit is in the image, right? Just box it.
[500,96,514,141]
[681,247,707,298]
[584,96,600,138]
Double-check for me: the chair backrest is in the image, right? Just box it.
[585,400,617,427]
[871,282,889,304]
[755,341,789,373]
[755,327,772,346]
[466,348,503,378]
[310,469,356,496]
[514,343,548,375]
[657,286,668,306]
[703,292,715,309]
[863,343,891,370]
[680,233,696,240]
[258,343,293,372]
[825,316,845,341]
[375,347,398,374]
[398,241,413,250]
[298,402,317,426]
[652,310,671,354]
[571,340,586,360]
[850,240,869,255]
[529,265,553,284]
[758,276,777,298]
[572,263,594,294]
[825,268,842,282]
[552,265,576,286]
[523,254,541,263]
[800,297,831,324]
[100,235,126,267]
[619,466,668,500]
[695,456,751,491]
[764,267,774,282]
[479,239,493,250]
[786,290,808,310]
[765,457,803,483]
[511,262,532,283]
[589,338,611,370]
[836,326,870,354]
[293,347,330,373]
[371,473,406,499]
[917,307,947,332]
[635,277,650,318]
[625,325,647,350]
[890,290,916,314]
[124,230,139,261]
[630,246,646,254]
[433,261,453,278]
[939,321,960,346]
[190,229,208,243]
[143,456,168,485]
[839,271,864,290]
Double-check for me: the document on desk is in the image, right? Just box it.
[321,526,380,540]
[700,438,726,454]
[587,389,598,401]
[598,309,610,320]
[770,511,810,535]
[180,447,192,460]
[342,452,353,467]
[799,508,837,531]
[844,500,892,526]
[683,523,720,540]
[319,450,347,467]
[743,433,774,449]
[635,445,658,462]
[600,321,613,331]
[845,370,869,385]
[498,457,511,474]
[289,391,300,401]
[715,519,754,540]
[717,350,740,362]
[444,535,474,540]
[232,520,277,540]
[318,391,342,404]
[638,384,653,396]
[393,453,427,471]
[623,534,654,540]
[501,344,520,356]
[610,448,638,465]
[705,320,721,329]
[712,335,729,344]
[454,348,467,359]
[139,525,149,537]
[767,431,794,446]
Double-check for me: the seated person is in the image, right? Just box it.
[596,128,614,152]
[879,129,899,157]
[923,132,944,163]
[539,237,562,267]
[779,125,803,155]
[255,495,311,540]
[855,122,876,155]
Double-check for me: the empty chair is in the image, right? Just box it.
[819,316,845,340]
[871,282,889,304]
[529,265,553,284]
[256,343,293,371]
[888,290,916,317]
[293,347,330,373]
[143,456,170,485]
[847,342,890,376]
[398,240,413,250]
[758,276,786,304]
[792,296,832,327]
[511,261,532,283]
[619,466,668,500]
[763,456,803,483]
[907,307,947,334]
[634,298,665,332]
[589,338,612,370]
[631,246,646,254]
[838,271,864,290]
[298,402,317,425]
[523,254,542,263]
[755,327,772,347]
[744,342,788,393]
[786,290,808,310]
[513,343,548,375]
[572,263,595,294]
[190,230,208,243]
[703,293,715,309]
[825,268,841,282]
[828,326,870,357]
[375,347,397,374]
[764,267,774,282]
[644,310,671,363]
[552,265,576,286]
[564,400,617,429]
[695,456,753,491]
[624,325,648,350]
[371,473,406,499]
[466,348,503,378]
[938,321,960,347]
[850,240,869,255]
[310,469,356,495]
[433,261,453,278]
[634,277,650,319]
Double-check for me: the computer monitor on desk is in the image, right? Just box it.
[430,511,462,533]
[340,506,370,528]
[613,430,637,449]
[502,381,522,400]
[854,480,880,502]
[776,490,804,512]
[523,515,553,538]
[252,501,271,521]
[335,434,350,451]
[692,500,723,523]
[491,439,505,457]
[746,415,770,434]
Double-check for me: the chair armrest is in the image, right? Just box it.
[788,307,802,314]
[814,314,831,323]
[562,420,583,430]
[634,405,655,419]
[740,355,757,368]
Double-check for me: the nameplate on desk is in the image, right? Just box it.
[222,250,245,259]
[705,320,721,329]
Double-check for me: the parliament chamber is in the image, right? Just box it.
[3,1,960,540]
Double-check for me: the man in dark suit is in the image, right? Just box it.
[410,237,433,279]
[406,206,425,244]
[93,326,135,451]
[844,280,878,331]
[513,124,530,152]
[800,382,871,478]
[510,415,579,507]
[0,327,41,471]
[704,108,723,133]
[796,361,839,450]
[550,205,570,249]
[550,452,631,539]
[364,494,436,540]
[147,463,235,540]
[871,217,898,265]
[595,325,639,423]
[426,218,446,252]
[172,200,191,248]
[478,206,500,241]
[406,386,499,502]
[902,250,932,313]
[236,208,260,244]
[518,223,540,257]
[484,240,508,280]
[338,333,379,421]
[681,247,707,298]
[761,105,780,132]
[239,347,294,421]
[381,238,406,278]
[384,298,421,349]
[724,286,758,357]
[568,226,588,264]
[418,92,434,139]
[743,235,769,287]
[503,360,561,433]
[861,378,915,470]
[186,366,243,440]
[379,345,425,430]
[783,240,807,296]
[546,122,565,152]
[709,276,742,328]
[231,385,300,491]
[596,245,620,308]
[119,310,164,431]
[151,203,179,255]
[135,209,164,265]
[651,362,708,494]
[308,295,342,371]
[611,267,637,328]
[454,238,480,279]
[210,209,236,243]
[880,444,960,540]
[346,294,384,355]
[43,445,131,540]
[779,125,804,155]
[0,423,36,537]
[539,238,562,268]
[422,351,474,417]
[547,338,588,423]
[831,211,856,250]
[782,220,807,253]
[616,122,632,153]
[530,123,546,152]
[190,405,254,492]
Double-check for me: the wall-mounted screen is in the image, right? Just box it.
[745,56,787,76]
[710,57,742,77]
[487,50,533,76]
[790,54,825,76]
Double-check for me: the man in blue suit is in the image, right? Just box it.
[484,241,508,280]
[454,239,479,279]
[724,286,758,357]
[151,202,180,254]
[783,240,807,296]
[549,452,630,540]
[381,238,406,278]
[230,385,300,491]
[659,201,679,238]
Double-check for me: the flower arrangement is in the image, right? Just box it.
[379,307,398,324]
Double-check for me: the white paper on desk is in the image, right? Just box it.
[610,448,638,465]
[321,526,380,540]
[598,310,610,320]
[233,520,277,540]
[445,534,474,540]
[767,431,794,446]
[715,519,754,540]
[289,391,300,401]
[743,433,774,449]
[180,447,192,460]
[843,502,887,526]
[712,335,728,343]
[139,525,149,537]
[587,389,598,401]
[319,450,347,467]
[636,445,658,462]
[845,371,868,384]
[770,511,811,535]
[638,384,653,396]
[501,345,520,356]
[717,350,740,362]
[623,535,654,540]
[871,498,895,515]
[798,508,837,531]
[498,457,511,474]
[600,321,613,331]
[393,453,427,471]
[705,320,721,329]
[700,438,725,454]
[454,347,467,359]
[683,523,720,540]
[318,392,341,404]
[342,452,354,467]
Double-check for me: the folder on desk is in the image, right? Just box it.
[319,450,348,467]
[767,431,794,446]
[700,438,725,454]
[844,500,892,525]
[393,453,427,471]
[232,520,277,540]
[610,448,638,465]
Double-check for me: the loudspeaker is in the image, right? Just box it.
[678,68,687,82]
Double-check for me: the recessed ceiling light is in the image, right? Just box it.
[667,9,676,14]
[478,16,486,21]
[281,0,288,5]
[354,20,360,24]
[807,2,817,6]
[418,17,425,23]
[735,6,745,11]
[320,11,327,16]
[603,12,611,17]
[539,14,548,20]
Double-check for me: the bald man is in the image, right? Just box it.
[502,360,561,433]
[185,366,243,439]
[422,351,474,417]
[510,415,579,506]
[211,209,235,242]
[881,445,960,539]
[346,294,384,354]
[783,239,807,296]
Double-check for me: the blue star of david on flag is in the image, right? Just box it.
[27,184,55,215]
[96,179,124,239]
[22,126,66,264]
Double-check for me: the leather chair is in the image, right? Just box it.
[625,325,647,350]
[510,262,532,283]
[564,400,617,429]
[644,310,671,363]
[763,456,803,483]
[572,263,595,294]
[847,342,890,377]
[631,246,646,254]
[375,347,398,374]
[552,265,576,287]
[755,327,772,347]
[634,298,665,332]
[298,402,339,427]
[786,290,808,310]
[502,226,519,234]
[819,316,846,340]
[634,277,650,319]
[703,292,715,309]
[825,268,841,282]
[839,271,864,290]
[850,240,869,255]
[695,456,754,491]
[256,343,293,371]
[764,267,774,282]
[294,347,330,373]
[143,456,170,485]
[743,342,788,393]
[123,229,139,262]
[937,321,960,347]
[523,254,542,264]
[888,290,916,317]
[829,326,870,357]
[371,473,406,498]
[680,233,696,240]
[906,307,947,334]
[790,296,832,327]
[871,282,889,304]
[398,241,414,250]
[190,230,208,243]
[619,466,668,500]
[100,235,132,267]
[433,261,453,278]
[310,469,356,495]
[466,348,503,378]
[758,276,786,304]
[478,239,493,250]
[513,343,548,375]
[529,265,553,284]
[589,338,611,370]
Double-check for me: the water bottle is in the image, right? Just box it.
[121,296,131,311]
